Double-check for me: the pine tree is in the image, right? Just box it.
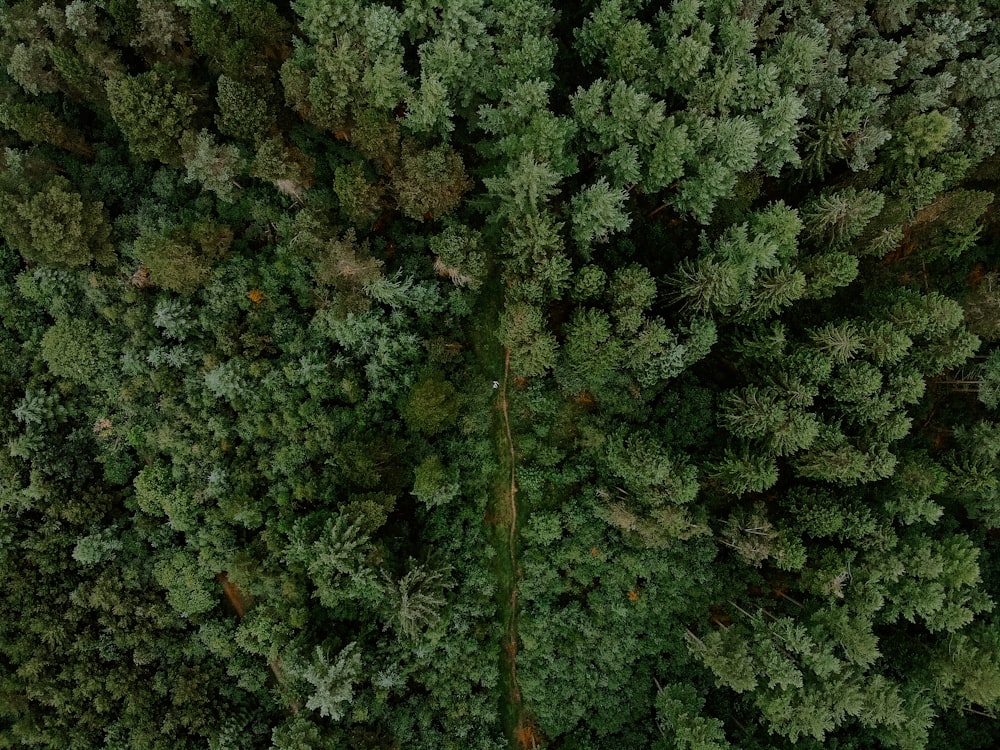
[391,143,472,221]
[215,74,274,143]
[429,225,486,290]
[708,450,779,496]
[931,626,1000,711]
[251,136,314,196]
[0,100,91,155]
[132,0,189,56]
[105,70,196,164]
[333,163,383,227]
[570,178,631,247]
[402,372,461,435]
[720,503,782,567]
[685,627,758,694]
[41,318,116,388]
[412,455,460,508]
[7,42,59,96]
[293,643,362,720]
[802,188,885,247]
[557,307,625,396]
[655,683,735,750]
[0,176,113,268]
[810,322,864,365]
[180,129,245,202]
[382,560,454,639]
[498,302,557,377]
[133,221,232,295]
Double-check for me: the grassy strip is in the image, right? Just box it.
[466,276,530,747]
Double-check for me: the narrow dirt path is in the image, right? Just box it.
[494,347,542,747]
[498,347,520,702]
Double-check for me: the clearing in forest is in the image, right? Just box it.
[490,345,538,747]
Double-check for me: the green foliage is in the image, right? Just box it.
[72,527,123,566]
[153,548,218,616]
[333,162,382,227]
[570,178,631,247]
[799,252,859,299]
[932,626,1000,710]
[251,135,314,191]
[391,143,472,221]
[709,451,778,496]
[412,455,460,508]
[3,2,1000,748]
[133,0,189,55]
[180,129,245,202]
[571,263,607,301]
[498,302,557,377]
[106,70,196,163]
[7,41,60,96]
[979,350,1000,410]
[133,220,233,294]
[655,683,734,750]
[429,225,486,289]
[215,74,274,143]
[41,318,116,387]
[802,188,885,248]
[0,100,90,154]
[558,307,623,394]
[605,429,698,506]
[672,203,804,319]
[382,559,454,639]
[0,176,113,268]
[962,272,1000,341]
[890,111,956,169]
[294,643,363,720]
[402,372,460,435]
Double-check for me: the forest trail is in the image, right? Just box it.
[499,348,518,603]
[495,348,540,748]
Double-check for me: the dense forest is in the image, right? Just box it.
[2,0,1000,748]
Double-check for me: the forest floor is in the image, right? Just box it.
[494,347,531,748]
[470,280,538,748]
[493,348,545,748]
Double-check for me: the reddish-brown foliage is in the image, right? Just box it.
[130,266,151,288]
[881,237,917,264]
[968,262,987,287]
[709,604,732,627]
[371,209,394,233]
[515,720,543,749]
[216,572,252,618]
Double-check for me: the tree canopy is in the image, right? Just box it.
[1,1,1000,749]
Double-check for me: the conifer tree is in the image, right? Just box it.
[105,70,195,164]
[0,174,114,268]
